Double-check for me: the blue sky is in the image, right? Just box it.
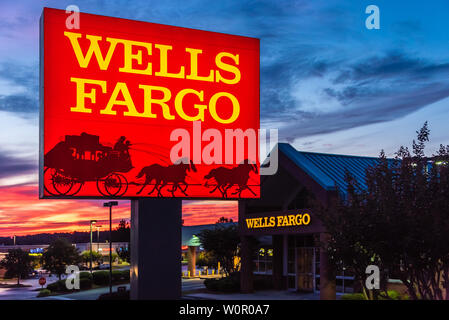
[1,0,449,187]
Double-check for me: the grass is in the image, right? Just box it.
[41,279,130,297]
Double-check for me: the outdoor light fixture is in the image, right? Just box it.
[103,201,118,294]
[89,220,97,273]
[96,225,102,251]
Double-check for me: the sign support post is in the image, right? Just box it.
[130,198,182,299]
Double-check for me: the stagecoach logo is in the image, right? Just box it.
[40,8,267,199]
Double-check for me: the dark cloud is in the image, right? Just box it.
[279,83,449,140]
[336,51,449,83]
[0,62,38,113]
[0,94,37,113]
[258,47,449,141]
[0,151,37,179]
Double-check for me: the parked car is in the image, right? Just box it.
[28,270,39,278]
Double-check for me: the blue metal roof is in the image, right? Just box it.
[278,143,387,195]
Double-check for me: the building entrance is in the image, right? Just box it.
[296,247,315,292]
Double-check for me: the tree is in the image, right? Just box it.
[41,238,81,280]
[113,219,130,242]
[116,246,130,263]
[316,122,449,299]
[0,249,33,285]
[198,224,240,275]
[216,217,234,223]
[81,250,102,266]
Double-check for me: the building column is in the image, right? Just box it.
[272,235,285,290]
[187,246,196,277]
[238,200,253,293]
[240,235,254,293]
[319,232,336,300]
[130,198,182,300]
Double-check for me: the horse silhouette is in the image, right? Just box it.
[204,160,258,198]
[135,159,197,197]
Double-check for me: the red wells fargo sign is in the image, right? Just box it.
[39,8,260,199]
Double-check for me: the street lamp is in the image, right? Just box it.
[96,225,102,251]
[89,220,97,273]
[104,201,118,294]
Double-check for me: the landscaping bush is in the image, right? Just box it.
[204,272,240,293]
[79,272,93,281]
[113,270,130,281]
[37,289,51,297]
[98,290,130,300]
[92,270,129,285]
[122,269,130,280]
[340,293,366,300]
[46,277,92,292]
[46,279,69,292]
[92,271,110,285]
[204,278,220,291]
[341,290,409,300]
[80,278,92,290]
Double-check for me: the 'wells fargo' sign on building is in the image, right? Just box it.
[39,8,260,199]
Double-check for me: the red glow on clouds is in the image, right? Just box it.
[0,184,237,237]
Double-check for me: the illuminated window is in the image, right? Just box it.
[253,247,273,274]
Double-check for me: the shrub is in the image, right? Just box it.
[80,278,92,290]
[45,281,58,292]
[37,289,51,297]
[204,278,220,291]
[341,290,409,300]
[204,272,240,293]
[98,290,130,300]
[92,271,110,285]
[112,270,123,282]
[341,293,366,300]
[122,270,130,280]
[46,280,69,292]
[92,270,130,285]
[379,290,409,300]
[79,272,93,280]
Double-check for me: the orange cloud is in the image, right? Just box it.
[0,184,238,237]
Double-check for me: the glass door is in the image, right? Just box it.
[296,247,315,292]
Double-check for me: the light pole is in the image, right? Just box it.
[89,220,97,273]
[96,225,102,251]
[104,201,118,294]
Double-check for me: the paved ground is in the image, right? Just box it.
[0,275,60,300]
[39,278,206,300]
[38,284,131,300]
[0,272,319,300]
[183,290,320,300]
[0,277,206,300]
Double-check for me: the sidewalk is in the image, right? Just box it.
[184,290,320,300]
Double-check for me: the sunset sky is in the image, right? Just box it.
[1,0,449,236]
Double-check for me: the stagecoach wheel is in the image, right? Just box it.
[96,178,108,197]
[117,174,128,196]
[51,169,75,196]
[103,173,122,196]
[65,180,83,196]
[43,167,60,196]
